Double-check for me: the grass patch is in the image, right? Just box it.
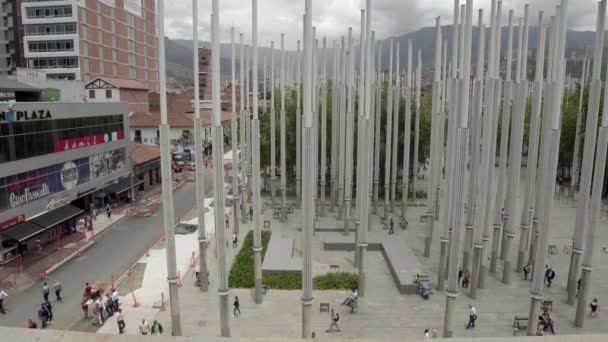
[229,231,358,290]
[228,230,271,288]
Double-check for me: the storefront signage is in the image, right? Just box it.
[47,197,70,211]
[0,148,126,211]
[0,214,25,231]
[54,131,125,153]
[0,108,52,122]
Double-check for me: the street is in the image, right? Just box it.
[0,179,209,332]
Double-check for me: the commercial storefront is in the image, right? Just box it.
[0,102,131,264]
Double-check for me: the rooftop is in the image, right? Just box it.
[130,142,161,164]
[86,77,149,91]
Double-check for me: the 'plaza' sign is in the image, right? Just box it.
[0,109,52,122]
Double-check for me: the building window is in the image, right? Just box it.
[89,90,96,99]
[25,6,72,19]
[28,40,75,53]
[105,90,112,99]
[25,23,77,36]
[29,57,79,69]
[46,73,76,80]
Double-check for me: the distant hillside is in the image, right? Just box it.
[166,27,602,83]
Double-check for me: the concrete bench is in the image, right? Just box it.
[262,235,301,274]
[322,236,383,251]
[513,315,528,330]
[297,225,356,233]
[322,236,422,295]
[319,302,330,312]
[382,239,423,294]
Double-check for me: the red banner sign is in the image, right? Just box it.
[54,131,125,152]
[0,214,26,231]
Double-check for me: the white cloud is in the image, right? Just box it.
[162,0,596,49]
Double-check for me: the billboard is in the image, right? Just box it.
[0,148,126,211]
[54,131,125,153]
[124,0,142,17]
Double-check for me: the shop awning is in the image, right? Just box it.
[29,204,84,229]
[0,221,46,242]
[105,178,145,195]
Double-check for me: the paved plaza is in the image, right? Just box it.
[95,168,608,339]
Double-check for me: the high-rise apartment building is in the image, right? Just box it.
[0,0,20,75]
[198,47,211,100]
[20,0,158,91]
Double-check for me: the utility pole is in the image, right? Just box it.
[251,0,263,305]
[527,1,567,334]
[157,0,181,335]
[567,0,605,306]
[401,41,412,219]
[443,0,472,337]
[344,28,354,237]
[330,39,338,213]
[280,34,287,221]
[211,1,230,336]
[337,36,346,221]
[391,43,400,215]
[192,0,208,293]
[374,43,382,216]
[301,1,314,337]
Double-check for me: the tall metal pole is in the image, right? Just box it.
[426,19,441,259]
[251,0,263,305]
[230,28,240,237]
[502,11,529,284]
[270,41,276,207]
[320,37,327,217]
[263,57,267,114]
[246,45,253,205]
[192,0,209,293]
[412,49,421,202]
[157,0,181,335]
[330,39,338,213]
[527,2,567,334]
[296,40,302,206]
[384,39,394,223]
[567,0,605,306]
[354,11,366,266]
[375,43,383,216]
[280,34,287,221]
[391,42,400,215]
[444,0,472,337]
[239,35,249,224]
[301,1,314,337]
[337,36,346,221]
[570,56,587,194]
[210,1,230,336]
[344,28,354,237]
[357,0,372,298]
[469,10,485,300]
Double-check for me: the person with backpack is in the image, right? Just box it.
[53,280,62,301]
[105,294,115,317]
[326,308,340,333]
[44,300,53,322]
[38,303,50,328]
[547,268,556,287]
[523,264,531,280]
[151,320,163,335]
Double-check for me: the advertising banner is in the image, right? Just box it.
[0,214,25,231]
[0,148,126,211]
[54,131,124,153]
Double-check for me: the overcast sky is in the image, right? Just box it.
[163,0,597,49]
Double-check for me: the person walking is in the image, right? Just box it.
[105,294,114,317]
[53,280,62,301]
[115,309,126,334]
[590,298,600,318]
[139,318,150,335]
[38,303,50,328]
[151,320,163,335]
[458,267,463,285]
[0,288,7,314]
[388,218,394,234]
[466,304,477,329]
[95,297,105,323]
[106,203,112,219]
[546,268,556,287]
[523,264,531,280]
[225,213,230,229]
[44,300,53,322]
[326,308,341,333]
[81,295,89,319]
[249,206,254,221]
[424,328,431,339]
[42,282,50,302]
[536,315,545,336]
[111,288,119,311]
[233,296,240,317]
[84,282,92,299]
[233,233,238,248]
